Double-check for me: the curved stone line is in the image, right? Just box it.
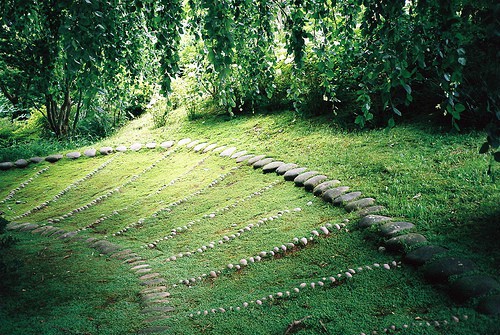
[178,260,400,319]
[0,167,50,204]
[360,314,469,335]
[10,156,117,221]
[172,216,348,289]
[141,179,283,249]
[83,154,210,232]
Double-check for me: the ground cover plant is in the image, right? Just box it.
[0,107,498,334]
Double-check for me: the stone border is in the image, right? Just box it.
[2,138,499,318]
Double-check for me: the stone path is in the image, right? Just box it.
[1,137,499,335]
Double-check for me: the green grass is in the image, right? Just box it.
[0,107,498,334]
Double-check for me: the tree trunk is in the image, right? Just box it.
[45,89,72,138]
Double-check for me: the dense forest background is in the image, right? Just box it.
[0,0,498,141]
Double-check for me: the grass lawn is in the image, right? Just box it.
[0,107,498,334]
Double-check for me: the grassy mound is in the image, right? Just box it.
[0,108,498,334]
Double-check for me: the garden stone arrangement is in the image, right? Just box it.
[1,139,499,334]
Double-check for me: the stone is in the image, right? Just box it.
[345,198,376,212]
[143,292,171,300]
[140,273,160,281]
[332,192,362,206]
[141,278,167,286]
[138,326,170,334]
[276,163,299,175]
[262,161,284,173]
[99,147,113,155]
[304,175,328,191]
[66,152,81,159]
[0,162,14,170]
[14,159,29,168]
[477,295,500,315]
[186,140,201,148]
[93,240,120,254]
[141,306,174,314]
[178,138,191,146]
[84,148,97,157]
[283,167,308,181]
[141,286,167,294]
[322,187,350,203]
[161,141,175,149]
[130,143,143,151]
[313,180,341,196]
[379,221,415,236]
[357,206,385,217]
[450,275,500,302]
[253,158,275,169]
[422,257,476,284]
[236,154,255,163]
[212,146,226,153]
[203,143,217,153]
[19,223,39,232]
[220,147,237,157]
[146,142,156,149]
[59,231,78,239]
[403,245,448,266]
[193,143,208,152]
[116,145,127,152]
[30,157,44,163]
[45,154,63,163]
[247,155,266,165]
[294,171,319,187]
[358,215,392,228]
[231,150,247,158]
[385,233,427,252]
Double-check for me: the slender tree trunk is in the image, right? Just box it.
[45,87,72,138]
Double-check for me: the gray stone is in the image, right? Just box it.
[357,206,385,217]
[30,157,44,163]
[93,240,120,254]
[40,226,59,236]
[59,231,78,239]
[202,143,217,153]
[358,215,392,228]
[99,147,113,155]
[262,161,284,174]
[385,233,427,252]
[332,191,362,206]
[178,138,191,146]
[7,222,32,231]
[141,278,167,286]
[283,167,308,181]
[345,197,375,212]
[111,249,133,259]
[116,145,127,152]
[276,163,299,175]
[450,275,500,303]
[231,150,247,158]
[294,171,319,187]
[45,154,63,163]
[313,180,341,196]
[322,187,350,203]
[304,175,328,191]
[0,162,14,170]
[138,326,170,334]
[19,223,39,232]
[143,292,171,300]
[141,306,175,314]
[141,286,167,294]
[84,148,97,157]
[186,140,201,148]
[66,152,81,159]
[146,142,156,149]
[379,221,415,236]
[236,154,255,163]
[477,295,500,315]
[212,146,226,153]
[14,159,29,168]
[247,155,266,165]
[220,147,237,157]
[140,273,160,281]
[422,257,476,284]
[253,158,275,169]
[32,226,52,234]
[161,141,175,149]
[193,142,208,152]
[130,143,143,151]
[403,245,448,266]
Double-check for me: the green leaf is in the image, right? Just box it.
[494,152,500,162]
[355,115,365,128]
[458,57,466,66]
[479,142,489,154]
[402,84,411,95]
[388,117,395,128]
[455,103,465,113]
[392,106,402,116]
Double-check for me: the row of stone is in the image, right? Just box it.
[0,141,176,171]
[5,220,175,323]
[206,140,499,316]
[0,167,49,204]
